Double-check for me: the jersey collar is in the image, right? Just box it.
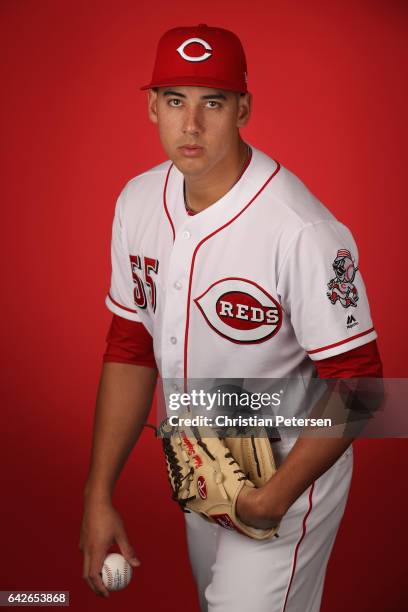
[163,145,280,242]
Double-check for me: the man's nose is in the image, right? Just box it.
[182,107,202,135]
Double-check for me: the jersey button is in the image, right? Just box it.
[170,336,177,344]
[174,281,182,290]
[182,230,191,240]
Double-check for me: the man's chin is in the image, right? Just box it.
[172,155,209,177]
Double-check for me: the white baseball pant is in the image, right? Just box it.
[185,439,353,612]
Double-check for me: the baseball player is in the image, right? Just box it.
[79,24,383,611]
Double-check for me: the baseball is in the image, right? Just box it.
[101,553,132,591]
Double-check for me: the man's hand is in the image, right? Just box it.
[236,486,283,531]
[79,498,140,598]
[79,362,156,596]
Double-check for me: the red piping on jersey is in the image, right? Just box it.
[307,327,375,355]
[281,482,315,612]
[108,292,137,314]
[183,161,281,383]
[166,148,253,227]
[163,163,176,242]
[184,149,253,216]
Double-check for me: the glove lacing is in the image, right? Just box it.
[162,436,196,511]
[163,428,249,511]
[193,426,248,483]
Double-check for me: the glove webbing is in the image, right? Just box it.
[192,427,249,488]
[250,436,262,479]
[163,427,249,513]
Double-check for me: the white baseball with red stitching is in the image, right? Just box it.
[101,553,132,591]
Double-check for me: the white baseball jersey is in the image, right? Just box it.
[105,144,363,611]
[105,145,377,385]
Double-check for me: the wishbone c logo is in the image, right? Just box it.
[176,37,213,62]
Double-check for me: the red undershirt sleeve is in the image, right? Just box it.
[102,313,157,370]
[102,318,382,378]
[314,339,383,378]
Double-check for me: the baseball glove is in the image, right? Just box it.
[161,418,279,540]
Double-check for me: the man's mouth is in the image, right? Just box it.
[178,145,204,157]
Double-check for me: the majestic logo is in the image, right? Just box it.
[197,476,207,499]
[327,249,359,309]
[347,314,358,329]
[176,37,213,62]
[194,278,282,344]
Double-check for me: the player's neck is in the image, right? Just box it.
[183,139,250,213]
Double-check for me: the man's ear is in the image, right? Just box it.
[147,89,158,124]
[236,92,252,128]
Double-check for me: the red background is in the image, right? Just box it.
[1,0,407,610]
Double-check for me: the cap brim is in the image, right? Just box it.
[140,75,247,93]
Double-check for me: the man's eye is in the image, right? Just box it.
[206,100,221,108]
[168,99,182,107]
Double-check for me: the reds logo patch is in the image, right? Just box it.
[194,278,282,344]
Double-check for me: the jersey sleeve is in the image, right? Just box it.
[105,187,141,322]
[276,219,378,360]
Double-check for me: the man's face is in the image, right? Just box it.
[147,86,251,176]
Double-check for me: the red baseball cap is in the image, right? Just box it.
[141,24,248,93]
